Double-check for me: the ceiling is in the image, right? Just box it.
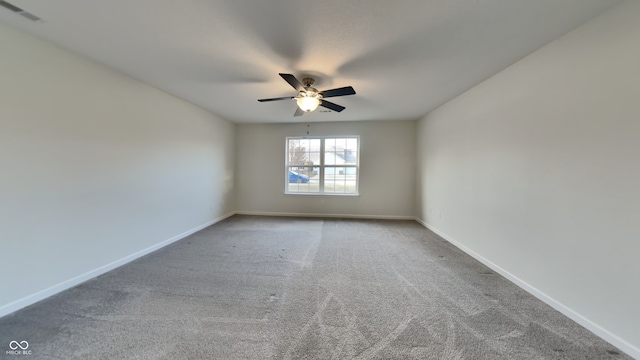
[0,0,622,123]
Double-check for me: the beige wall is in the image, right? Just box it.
[0,23,235,315]
[236,120,416,218]
[416,1,640,356]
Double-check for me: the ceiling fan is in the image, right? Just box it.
[258,73,356,116]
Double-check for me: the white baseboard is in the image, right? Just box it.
[0,211,236,319]
[236,210,415,220]
[414,217,640,359]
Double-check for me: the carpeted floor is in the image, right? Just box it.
[0,215,631,359]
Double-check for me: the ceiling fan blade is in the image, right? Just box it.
[279,73,304,92]
[258,96,294,102]
[319,100,345,112]
[294,107,304,117]
[320,86,356,98]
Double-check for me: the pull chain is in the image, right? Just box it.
[307,123,310,135]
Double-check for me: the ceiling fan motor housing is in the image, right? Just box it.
[299,88,321,98]
[301,77,316,87]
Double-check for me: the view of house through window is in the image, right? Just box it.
[286,137,359,195]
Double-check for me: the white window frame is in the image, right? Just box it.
[285,136,360,196]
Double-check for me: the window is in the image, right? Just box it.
[285,137,359,195]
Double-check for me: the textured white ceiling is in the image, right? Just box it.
[0,0,622,123]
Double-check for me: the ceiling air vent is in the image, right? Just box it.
[0,0,42,22]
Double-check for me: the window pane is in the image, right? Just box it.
[325,138,336,151]
[288,138,320,168]
[324,167,357,194]
[287,167,320,193]
[325,137,357,165]
[343,138,358,165]
[324,138,336,165]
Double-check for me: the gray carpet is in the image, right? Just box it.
[0,215,630,359]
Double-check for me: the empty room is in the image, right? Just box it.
[1,0,638,359]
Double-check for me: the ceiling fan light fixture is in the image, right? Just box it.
[296,95,320,112]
